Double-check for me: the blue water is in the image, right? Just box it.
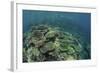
[23,10,91,45]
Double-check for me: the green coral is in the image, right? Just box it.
[23,25,85,62]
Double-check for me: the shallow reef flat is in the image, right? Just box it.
[23,24,90,63]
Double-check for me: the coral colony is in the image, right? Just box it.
[23,25,90,62]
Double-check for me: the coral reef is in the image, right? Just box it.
[23,25,89,62]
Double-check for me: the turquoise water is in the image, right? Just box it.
[23,10,90,40]
[23,10,91,61]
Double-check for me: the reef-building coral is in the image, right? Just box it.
[23,25,88,62]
